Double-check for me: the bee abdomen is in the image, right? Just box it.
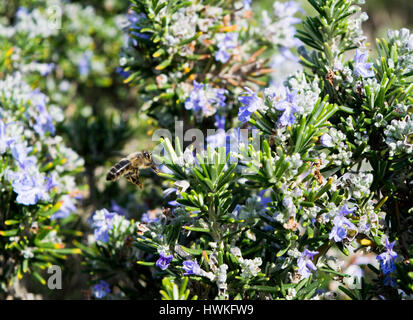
[106,159,131,181]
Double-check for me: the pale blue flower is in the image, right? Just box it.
[226,127,250,158]
[12,170,49,205]
[243,0,252,10]
[185,81,227,116]
[182,260,201,275]
[210,88,228,108]
[11,142,36,170]
[354,49,374,78]
[91,209,116,243]
[320,133,333,147]
[16,7,29,18]
[238,87,265,123]
[329,204,357,242]
[273,1,302,20]
[93,280,110,299]
[168,200,179,207]
[206,129,227,150]
[207,114,227,149]
[215,33,238,63]
[156,253,173,270]
[163,187,178,198]
[273,87,300,126]
[78,51,93,76]
[185,81,208,112]
[30,90,55,136]
[34,107,55,136]
[38,63,55,76]
[297,249,318,278]
[46,172,60,191]
[214,114,226,130]
[377,237,398,275]
[0,120,15,154]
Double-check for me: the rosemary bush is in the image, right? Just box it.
[1,0,412,300]
[85,0,413,300]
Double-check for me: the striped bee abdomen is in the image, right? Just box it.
[106,159,131,181]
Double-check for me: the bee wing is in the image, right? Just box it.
[106,159,131,181]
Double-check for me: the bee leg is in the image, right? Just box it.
[125,169,143,189]
[143,159,159,174]
[151,163,160,174]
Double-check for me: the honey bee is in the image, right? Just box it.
[106,151,159,188]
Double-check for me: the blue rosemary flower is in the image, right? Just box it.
[0,120,15,154]
[78,51,93,76]
[297,249,318,278]
[93,280,110,299]
[206,129,227,151]
[320,133,334,147]
[329,204,357,242]
[207,114,227,149]
[273,87,300,127]
[354,49,374,78]
[377,237,398,275]
[185,81,208,113]
[215,33,238,63]
[182,260,201,275]
[210,88,228,108]
[156,252,173,270]
[45,172,60,191]
[38,63,55,76]
[11,169,49,205]
[238,87,266,123]
[91,209,116,243]
[185,81,227,117]
[243,0,252,10]
[214,114,226,130]
[31,90,55,136]
[11,142,36,170]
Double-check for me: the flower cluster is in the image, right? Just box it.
[119,0,302,130]
[0,71,83,289]
[185,81,228,119]
[0,0,135,296]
